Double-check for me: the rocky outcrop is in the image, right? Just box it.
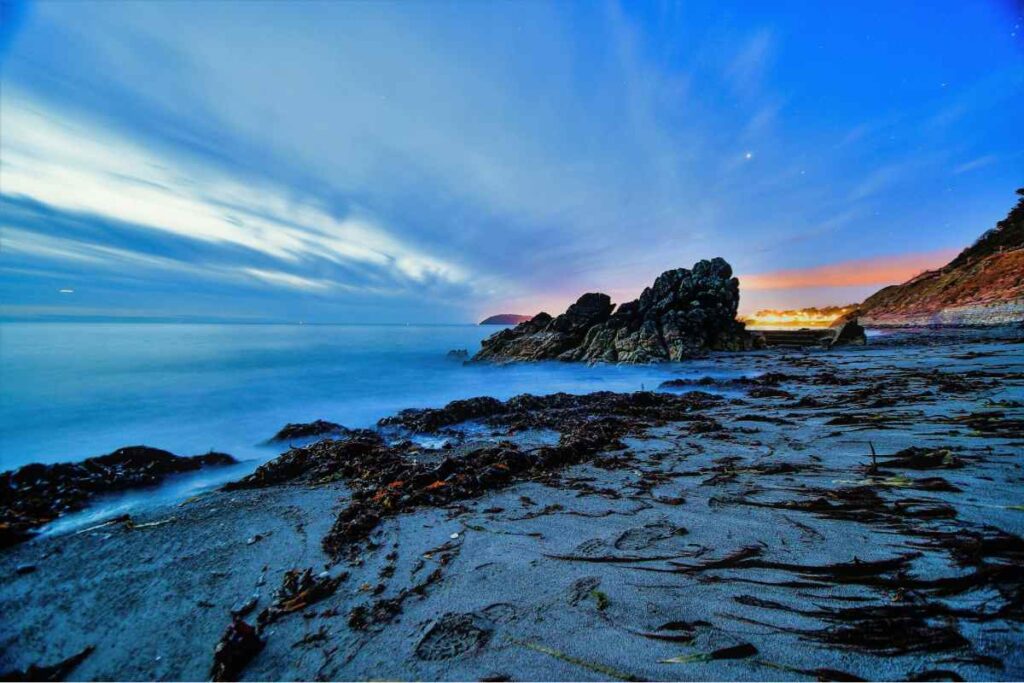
[267,420,349,443]
[0,446,237,548]
[829,310,867,345]
[860,188,1024,327]
[473,258,751,363]
[479,314,534,325]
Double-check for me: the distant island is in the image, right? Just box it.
[479,314,533,325]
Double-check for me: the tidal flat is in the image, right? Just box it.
[2,328,1023,681]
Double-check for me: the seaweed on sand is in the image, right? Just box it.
[210,618,264,682]
[732,598,969,656]
[876,447,963,470]
[229,391,722,557]
[942,411,1024,438]
[257,568,345,626]
[735,485,957,524]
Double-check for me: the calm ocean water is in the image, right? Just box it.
[0,323,747,476]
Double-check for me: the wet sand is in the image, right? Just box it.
[2,328,1023,681]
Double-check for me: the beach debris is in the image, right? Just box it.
[942,410,1024,438]
[907,669,965,681]
[257,568,344,626]
[876,447,963,470]
[777,603,968,655]
[633,619,710,644]
[210,617,264,682]
[0,645,94,682]
[733,485,957,525]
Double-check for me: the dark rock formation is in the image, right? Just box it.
[829,310,867,345]
[473,258,750,363]
[267,420,349,443]
[479,314,534,325]
[860,188,1024,326]
[0,446,236,548]
[445,349,469,360]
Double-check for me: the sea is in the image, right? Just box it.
[0,322,755,474]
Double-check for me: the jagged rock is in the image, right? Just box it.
[0,447,237,549]
[473,258,751,363]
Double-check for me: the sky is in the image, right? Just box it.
[0,0,1021,323]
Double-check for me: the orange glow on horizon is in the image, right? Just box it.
[740,248,957,290]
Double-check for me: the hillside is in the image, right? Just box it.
[860,188,1024,326]
[479,314,533,325]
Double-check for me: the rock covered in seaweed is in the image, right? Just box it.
[0,446,237,548]
[473,257,751,363]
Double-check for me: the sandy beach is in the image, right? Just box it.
[2,328,1023,681]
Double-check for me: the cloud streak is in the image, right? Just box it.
[1,0,1021,322]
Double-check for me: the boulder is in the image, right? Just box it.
[473,257,751,363]
[829,310,867,346]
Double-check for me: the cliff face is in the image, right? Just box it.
[473,257,751,363]
[860,188,1024,327]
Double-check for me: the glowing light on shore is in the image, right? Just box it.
[743,305,857,329]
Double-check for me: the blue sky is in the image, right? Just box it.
[1,0,1021,323]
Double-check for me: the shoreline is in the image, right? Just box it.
[2,327,1024,680]
[3,324,1022,540]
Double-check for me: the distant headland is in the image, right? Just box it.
[479,314,534,325]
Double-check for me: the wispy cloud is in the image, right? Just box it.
[1,0,1020,322]
[952,155,998,174]
[1,93,470,291]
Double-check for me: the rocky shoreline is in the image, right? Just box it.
[1,327,1023,680]
[0,447,237,549]
[862,301,1024,328]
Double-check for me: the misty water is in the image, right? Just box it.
[0,323,753,477]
